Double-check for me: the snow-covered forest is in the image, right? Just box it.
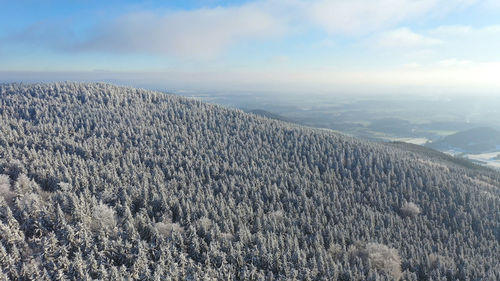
[0,83,498,280]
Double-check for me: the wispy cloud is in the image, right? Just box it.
[2,0,487,59]
[429,24,500,36]
[306,0,432,34]
[1,20,77,50]
[437,58,474,67]
[269,55,290,63]
[304,0,480,34]
[2,3,287,60]
[72,5,287,59]
[374,28,442,49]
[424,24,500,61]
[428,25,473,35]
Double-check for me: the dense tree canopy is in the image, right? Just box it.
[0,83,498,280]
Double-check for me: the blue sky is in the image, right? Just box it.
[1,0,500,95]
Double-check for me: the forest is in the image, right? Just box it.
[0,83,499,280]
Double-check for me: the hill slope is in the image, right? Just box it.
[385,141,497,173]
[0,83,499,280]
[427,127,500,153]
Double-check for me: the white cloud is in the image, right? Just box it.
[429,24,500,37]
[428,25,473,35]
[482,25,500,32]
[270,55,290,63]
[424,24,500,60]
[73,4,287,59]
[483,0,500,8]
[437,58,474,67]
[304,0,480,34]
[374,28,442,48]
[402,62,423,68]
[370,24,500,65]
[311,38,336,48]
[306,0,432,34]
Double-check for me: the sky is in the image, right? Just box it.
[1,0,500,95]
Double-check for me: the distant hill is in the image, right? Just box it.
[384,141,496,174]
[427,127,500,153]
[368,118,415,136]
[0,83,498,280]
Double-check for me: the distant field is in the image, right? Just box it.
[466,152,500,169]
[389,137,429,145]
[425,130,459,137]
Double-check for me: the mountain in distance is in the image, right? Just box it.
[367,118,416,136]
[426,127,500,154]
[0,83,499,280]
